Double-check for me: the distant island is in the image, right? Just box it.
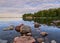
[22,8,60,20]
[22,8,60,26]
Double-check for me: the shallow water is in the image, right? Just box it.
[0,18,60,43]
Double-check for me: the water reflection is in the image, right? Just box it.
[23,17,60,27]
[0,18,60,43]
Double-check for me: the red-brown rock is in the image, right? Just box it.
[15,24,24,32]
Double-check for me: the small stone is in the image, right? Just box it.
[51,40,57,43]
[40,32,48,37]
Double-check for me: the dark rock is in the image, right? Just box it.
[34,22,40,28]
[15,24,24,32]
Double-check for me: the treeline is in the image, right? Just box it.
[23,8,60,18]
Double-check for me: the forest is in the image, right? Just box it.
[23,8,60,19]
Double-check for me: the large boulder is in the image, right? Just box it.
[20,25,31,34]
[15,24,31,34]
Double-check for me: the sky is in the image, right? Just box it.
[0,0,60,17]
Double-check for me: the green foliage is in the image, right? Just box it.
[23,8,60,18]
[22,8,60,26]
[23,13,33,17]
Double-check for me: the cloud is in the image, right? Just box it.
[0,0,60,15]
[0,0,60,7]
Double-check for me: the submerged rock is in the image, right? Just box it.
[37,38,44,43]
[3,25,14,31]
[0,39,7,43]
[51,40,57,43]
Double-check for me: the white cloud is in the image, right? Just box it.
[0,0,60,15]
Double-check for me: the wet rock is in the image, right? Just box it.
[40,32,48,37]
[15,26,21,32]
[20,25,31,34]
[3,25,14,31]
[15,24,31,34]
[34,22,40,28]
[13,35,36,43]
[37,38,44,43]
[15,24,24,32]
[51,40,57,43]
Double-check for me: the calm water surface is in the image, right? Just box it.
[0,18,60,43]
